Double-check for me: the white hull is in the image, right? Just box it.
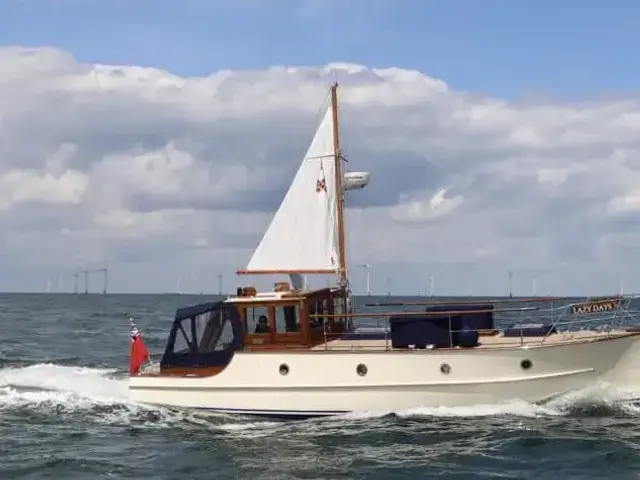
[129,331,640,417]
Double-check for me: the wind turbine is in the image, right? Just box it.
[508,267,549,298]
[358,263,371,296]
[93,268,108,294]
[81,269,89,294]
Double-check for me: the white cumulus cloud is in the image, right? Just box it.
[0,46,638,295]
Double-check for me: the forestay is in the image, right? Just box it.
[242,100,340,274]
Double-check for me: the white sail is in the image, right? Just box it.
[242,102,339,274]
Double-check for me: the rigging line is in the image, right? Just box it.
[299,88,332,164]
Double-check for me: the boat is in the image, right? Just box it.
[129,82,640,418]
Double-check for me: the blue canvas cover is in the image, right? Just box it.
[503,323,556,337]
[387,303,493,349]
[389,314,453,348]
[160,301,244,369]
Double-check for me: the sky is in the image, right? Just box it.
[1,1,640,295]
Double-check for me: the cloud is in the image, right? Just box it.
[1,46,639,294]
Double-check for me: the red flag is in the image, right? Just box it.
[130,324,150,376]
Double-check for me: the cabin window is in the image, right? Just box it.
[170,307,237,356]
[173,322,192,354]
[333,297,347,323]
[275,305,300,333]
[194,308,235,353]
[212,313,234,351]
[245,306,270,334]
[308,300,326,328]
[193,311,214,348]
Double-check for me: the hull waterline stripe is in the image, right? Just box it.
[198,407,348,418]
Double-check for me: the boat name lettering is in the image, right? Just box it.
[571,298,621,315]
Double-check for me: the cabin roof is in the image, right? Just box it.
[175,301,222,320]
[224,286,339,304]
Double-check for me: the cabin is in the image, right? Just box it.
[232,283,348,350]
[154,282,350,376]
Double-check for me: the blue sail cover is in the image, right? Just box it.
[160,301,244,368]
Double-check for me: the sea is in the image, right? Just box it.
[1,293,639,479]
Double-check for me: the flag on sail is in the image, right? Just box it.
[130,318,150,376]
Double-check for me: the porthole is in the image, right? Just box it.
[279,363,289,375]
[440,363,451,374]
[356,363,368,376]
[521,359,532,370]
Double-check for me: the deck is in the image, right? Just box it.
[310,329,636,351]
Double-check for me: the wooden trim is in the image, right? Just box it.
[236,269,337,275]
[300,297,310,345]
[478,329,500,336]
[148,365,227,377]
[245,333,272,346]
[243,343,316,351]
[268,305,276,343]
[233,299,305,309]
[273,332,304,343]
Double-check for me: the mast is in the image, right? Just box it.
[331,83,350,307]
[331,83,348,289]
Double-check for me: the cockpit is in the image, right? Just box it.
[160,301,243,370]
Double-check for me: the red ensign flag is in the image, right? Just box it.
[130,325,150,376]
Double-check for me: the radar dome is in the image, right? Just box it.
[343,172,371,191]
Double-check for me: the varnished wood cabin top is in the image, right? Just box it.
[223,286,340,304]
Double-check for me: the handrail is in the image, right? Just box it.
[364,296,576,307]
[366,294,633,307]
[309,306,539,319]
[341,295,634,318]
[313,298,640,351]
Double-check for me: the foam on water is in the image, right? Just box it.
[0,363,128,403]
[0,363,184,428]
